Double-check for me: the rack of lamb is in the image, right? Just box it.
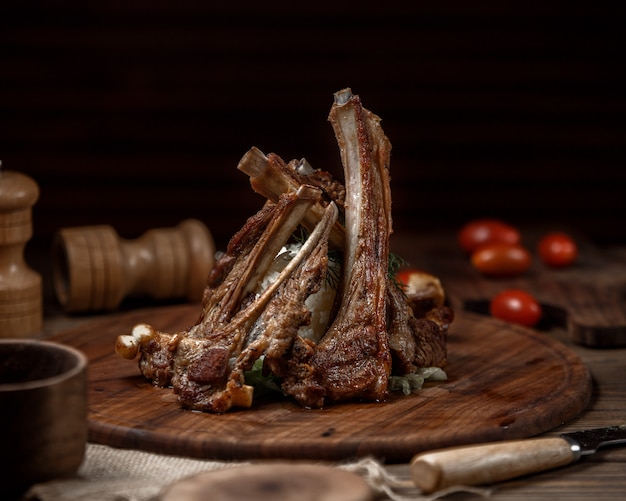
[115,88,453,413]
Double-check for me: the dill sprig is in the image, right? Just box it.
[388,252,406,277]
[388,252,407,291]
[291,226,309,246]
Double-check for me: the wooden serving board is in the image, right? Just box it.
[50,304,592,463]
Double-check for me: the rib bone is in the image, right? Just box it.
[295,88,393,406]
[238,146,346,249]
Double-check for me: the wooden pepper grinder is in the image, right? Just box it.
[52,219,215,313]
[0,162,43,337]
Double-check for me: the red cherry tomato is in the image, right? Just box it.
[395,268,422,288]
[458,219,521,254]
[537,232,578,268]
[470,242,531,277]
[490,289,542,327]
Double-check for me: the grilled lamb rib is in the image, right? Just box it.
[237,146,346,249]
[116,88,452,412]
[245,89,450,407]
[280,89,394,407]
[117,185,338,412]
[175,198,338,412]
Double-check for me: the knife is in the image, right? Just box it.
[410,425,626,494]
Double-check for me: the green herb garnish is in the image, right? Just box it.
[390,367,448,395]
[243,356,284,398]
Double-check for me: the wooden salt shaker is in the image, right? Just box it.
[52,219,215,312]
[0,164,43,337]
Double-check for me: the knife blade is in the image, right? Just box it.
[410,425,626,494]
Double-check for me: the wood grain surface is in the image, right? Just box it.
[49,303,592,463]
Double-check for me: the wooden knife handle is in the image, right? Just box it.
[410,437,576,493]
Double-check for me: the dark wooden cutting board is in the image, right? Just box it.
[50,304,592,463]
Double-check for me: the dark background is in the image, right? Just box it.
[2,1,625,254]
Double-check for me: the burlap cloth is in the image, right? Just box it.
[24,443,492,501]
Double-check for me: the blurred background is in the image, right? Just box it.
[2,1,625,255]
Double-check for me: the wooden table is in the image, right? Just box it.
[36,232,626,500]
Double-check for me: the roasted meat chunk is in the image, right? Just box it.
[116,88,452,412]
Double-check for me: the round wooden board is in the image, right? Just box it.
[50,304,592,463]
